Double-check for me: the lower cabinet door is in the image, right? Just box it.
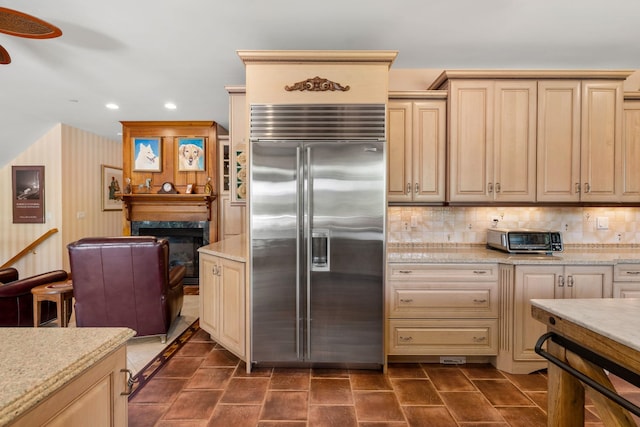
[388,319,498,356]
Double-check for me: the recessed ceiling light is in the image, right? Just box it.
[164,102,177,110]
[105,103,119,110]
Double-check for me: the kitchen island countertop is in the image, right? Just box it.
[199,234,247,262]
[0,327,135,425]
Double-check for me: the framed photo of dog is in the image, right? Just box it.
[177,137,205,171]
[133,137,162,172]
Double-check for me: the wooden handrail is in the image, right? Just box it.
[1,228,59,269]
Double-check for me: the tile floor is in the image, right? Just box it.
[128,329,640,427]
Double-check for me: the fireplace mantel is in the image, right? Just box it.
[120,194,217,222]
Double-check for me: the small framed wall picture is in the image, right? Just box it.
[177,137,205,171]
[102,165,123,211]
[133,137,162,172]
[12,165,45,223]
[185,184,194,194]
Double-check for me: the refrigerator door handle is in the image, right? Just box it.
[305,146,312,358]
[296,146,302,360]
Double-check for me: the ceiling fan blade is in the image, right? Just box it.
[0,7,62,39]
[0,44,10,64]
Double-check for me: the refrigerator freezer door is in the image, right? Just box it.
[251,140,302,362]
[306,141,384,365]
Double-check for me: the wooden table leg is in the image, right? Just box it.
[33,297,41,328]
[547,339,584,427]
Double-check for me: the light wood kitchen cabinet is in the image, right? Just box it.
[199,252,246,358]
[218,135,246,241]
[537,80,624,202]
[621,96,640,202]
[11,346,128,427]
[447,80,537,202]
[498,264,613,373]
[387,92,447,203]
[386,263,499,359]
[613,263,640,298]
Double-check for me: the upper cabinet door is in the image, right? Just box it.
[387,101,413,203]
[413,100,446,202]
[493,81,537,202]
[622,99,640,202]
[448,80,494,202]
[580,81,623,202]
[536,80,582,202]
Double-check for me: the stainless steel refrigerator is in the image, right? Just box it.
[250,104,385,368]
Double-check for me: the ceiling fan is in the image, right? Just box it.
[0,7,62,64]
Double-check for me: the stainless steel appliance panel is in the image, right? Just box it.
[251,139,384,366]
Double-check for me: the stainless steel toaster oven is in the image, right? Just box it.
[486,228,563,254]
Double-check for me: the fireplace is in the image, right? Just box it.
[131,221,209,285]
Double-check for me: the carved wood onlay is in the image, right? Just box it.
[285,76,350,92]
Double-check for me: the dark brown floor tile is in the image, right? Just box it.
[156,356,204,378]
[358,423,407,427]
[186,367,235,389]
[220,377,270,404]
[386,363,427,378]
[234,361,273,377]
[207,404,262,427]
[439,391,504,422]
[455,423,508,427]
[459,364,506,379]
[390,379,442,405]
[310,378,353,404]
[162,390,223,420]
[312,367,350,378]
[260,390,309,421]
[190,328,215,342]
[473,379,535,406]
[423,366,476,392]
[350,371,393,390]
[202,348,240,367]
[156,421,207,426]
[257,422,307,427]
[585,406,603,422]
[128,403,168,426]
[270,368,311,390]
[177,341,217,357]
[402,406,457,427]
[353,391,405,422]
[525,391,548,413]
[497,406,546,427]
[130,378,189,403]
[308,405,357,427]
[503,372,548,392]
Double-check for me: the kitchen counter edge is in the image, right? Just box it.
[199,234,247,263]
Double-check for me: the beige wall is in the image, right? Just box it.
[0,124,122,277]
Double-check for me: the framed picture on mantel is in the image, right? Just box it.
[133,137,162,172]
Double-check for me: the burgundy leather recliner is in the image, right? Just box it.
[0,267,68,327]
[67,236,185,342]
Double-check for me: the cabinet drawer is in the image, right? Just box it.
[388,319,498,355]
[388,264,498,281]
[614,264,640,282]
[388,282,498,318]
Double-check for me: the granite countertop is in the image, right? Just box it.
[387,245,640,265]
[0,327,135,425]
[530,298,640,353]
[199,234,247,262]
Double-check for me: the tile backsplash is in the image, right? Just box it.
[387,206,640,245]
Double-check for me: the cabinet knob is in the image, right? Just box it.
[406,182,411,195]
[495,183,501,193]
[120,369,135,396]
[473,336,487,343]
[626,271,640,275]
[488,182,494,193]
[584,182,591,193]
[558,275,565,287]
[473,270,487,275]
[398,270,413,274]
[399,336,413,343]
[399,298,414,304]
[575,183,581,194]
[473,299,487,303]
[567,275,574,287]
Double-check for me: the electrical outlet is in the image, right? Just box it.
[402,221,410,231]
[410,215,418,228]
[596,216,609,230]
